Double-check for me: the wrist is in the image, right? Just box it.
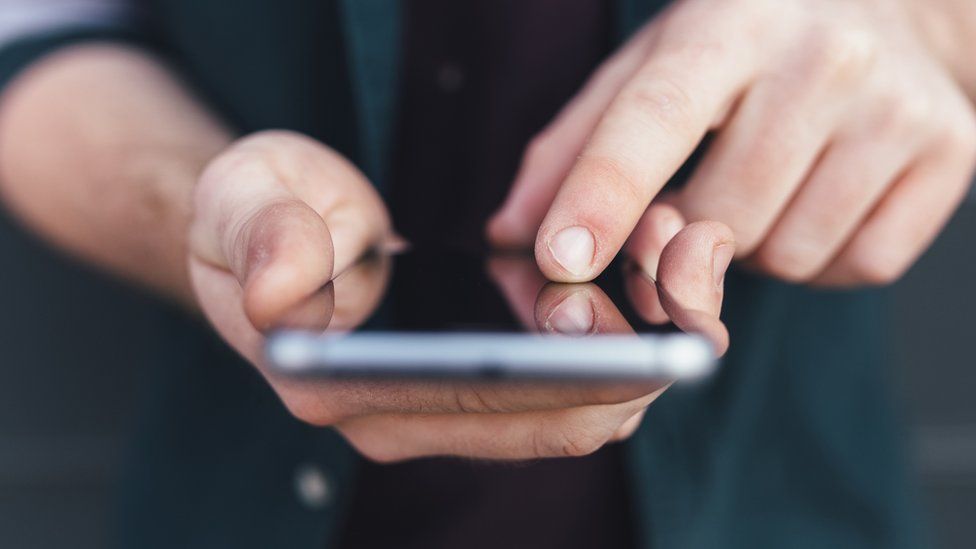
[159,145,230,308]
[0,44,234,310]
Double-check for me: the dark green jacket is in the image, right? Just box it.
[0,1,923,547]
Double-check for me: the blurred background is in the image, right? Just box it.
[0,187,973,548]
[892,187,976,548]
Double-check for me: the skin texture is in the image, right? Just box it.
[0,45,229,304]
[488,0,976,287]
[1,0,976,461]
[203,236,730,462]
[0,44,731,461]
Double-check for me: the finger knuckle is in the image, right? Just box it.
[653,29,728,69]
[810,26,879,80]
[574,154,646,205]
[226,130,337,178]
[199,147,269,187]
[617,74,698,137]
[452,385,497,414]
[845,248,905,286]
[680,195,763,254]
[944,113,976,162]
[752,240,822,283]
[874,94,933,139]
[898,96,933,131]
[734,130,809,188]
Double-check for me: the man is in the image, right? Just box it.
[0,0,972,547]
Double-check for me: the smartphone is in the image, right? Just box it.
[265,250,716,381]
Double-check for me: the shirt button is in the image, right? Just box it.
[294,463,331,509]
[436,63,465,93]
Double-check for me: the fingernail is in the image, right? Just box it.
[712,244,735,288]
[655,213,684,244]
[546,291,594,335]
[548,226,595,277]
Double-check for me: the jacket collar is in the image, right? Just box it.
[339,0,401,189]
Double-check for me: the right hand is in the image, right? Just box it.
[332,214,732,462]
[188,130,733,462]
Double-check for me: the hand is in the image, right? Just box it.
[284,222,731,462]
[490,215,729,356]
[188,133,732,462]
[188,130,393,351]
[488,0,976,286]
[486,219,731,443]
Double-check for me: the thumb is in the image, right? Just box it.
[656,221,735,356]
[190,132,393,331]
[231,199,335,330]
[191,191,335,331]
[189,142,337,330]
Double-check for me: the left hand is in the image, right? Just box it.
[488,0,976,286]
[231,220,732,462]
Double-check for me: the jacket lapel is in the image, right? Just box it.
[339,0,401,192]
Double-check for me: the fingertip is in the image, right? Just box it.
[243,256,330,330]
[486,208,535,249]
[535,282,632,336]
[682,308,729,358]
[658,221,735,288]
[381,232,410,254]
[625,202,686,277]
[714,328,730,357]
[655,286,731,357]
[535,224,598,282]
[543,290,595,335]
[238,202,335,330]
[648,204,686,243]
[610,409,647,442]
[484,211,509,246]
[697,220,736,248]
[242,261,296,329]
[656,221,735,339]
[273,283,336,332]
[624,268,670,324]
[678,304,730,357]
[535,284,591,335]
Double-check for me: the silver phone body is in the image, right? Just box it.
[267,331,715,380]
[263,251,719,381]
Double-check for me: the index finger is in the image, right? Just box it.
[535,22,760,282]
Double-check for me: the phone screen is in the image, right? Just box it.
[265,248,715,380]
[366,249,680,336]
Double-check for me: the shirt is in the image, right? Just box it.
[338,3,636,547]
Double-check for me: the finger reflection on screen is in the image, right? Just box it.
[535,282,634,336]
